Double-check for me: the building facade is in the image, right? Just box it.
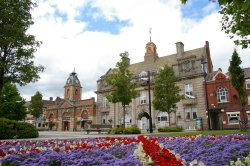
[44,70,96,131]
[206,68,250,130]
[96,40,213,131]
[24,97,54,128]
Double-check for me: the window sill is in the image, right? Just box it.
[227,123,239,125]
[218,101,229,104]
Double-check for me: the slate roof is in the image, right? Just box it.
[226,67,250,79]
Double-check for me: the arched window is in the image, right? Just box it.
[217,87,228,103]
[157,112,168,123]
[140,91,147,104]
[103,96,109,108]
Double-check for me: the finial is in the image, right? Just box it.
[149,28,152,42]
[72,68,76,75]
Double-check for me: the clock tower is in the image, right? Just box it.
[64,69,82,101]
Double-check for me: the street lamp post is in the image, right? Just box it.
[201,60,211,130]
[147,71,153,133]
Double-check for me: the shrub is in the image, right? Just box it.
[108,125,141,134]
[158,126,183,132]
[0,118,39,139]
[107,127,123,134]
[123,125,141,134]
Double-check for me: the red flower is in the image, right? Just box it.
[137,135,183,166]
[0,149,6,157]
[55,147,60,153]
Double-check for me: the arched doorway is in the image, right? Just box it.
[137,112,150,130]
[80,110,89,129]
[62,112,70,131]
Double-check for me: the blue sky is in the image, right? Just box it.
[77,3,131,34]
[53,0,219,35]
[19,0,249,101]
[181,0,220,20]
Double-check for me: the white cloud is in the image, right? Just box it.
[19,0,250,101]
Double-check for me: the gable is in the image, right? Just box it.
[58,99,74,109]
[213,71,229,81]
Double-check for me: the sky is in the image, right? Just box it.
[18,0,250,101]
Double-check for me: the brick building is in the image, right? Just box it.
[44,70,96,131]
[206,68,250,129]
[96,40,213,131]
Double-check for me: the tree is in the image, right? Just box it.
[228,49,247,120]
[0,83,26,121]
[0,0,45,97]
[181,0,250,49]
[104,51,139,128]
[29,91,43,127]
[153,65,183,127]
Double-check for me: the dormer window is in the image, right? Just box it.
[217,87,228,103]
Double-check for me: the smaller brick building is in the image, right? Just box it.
[206,68,250,129]
[44,70,96,131]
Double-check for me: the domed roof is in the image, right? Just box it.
[146,41,156,46]
[65,70,81,87]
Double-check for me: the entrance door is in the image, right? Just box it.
[210,111,222,130]
[137,112,150,130]
[63,121,70,131]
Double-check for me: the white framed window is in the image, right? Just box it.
[185,107,197,120]
[248,96,250,105]
[227,112,240,124]
[103,96,109,108]
[247,111,250,121]
[120,114,132,125]
[217,87,228,103]
[157,112,168,122]
[140,91,147,105]
[184,83,194,98]
[246,79,250,89]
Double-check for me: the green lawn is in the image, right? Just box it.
[145,130,250,137]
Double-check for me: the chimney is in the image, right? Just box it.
[175,42,184,58]
[49,97,53,101]
[205,41,213,73]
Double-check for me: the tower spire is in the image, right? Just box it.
[149,28,152,42]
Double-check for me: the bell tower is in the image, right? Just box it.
[144,28,158,62]
[64,69,82,101]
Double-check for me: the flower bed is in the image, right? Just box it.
[157,134,250,165]
[0,134,249,166]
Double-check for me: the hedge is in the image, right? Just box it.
[0,118,39,139]
[158,126,183,132]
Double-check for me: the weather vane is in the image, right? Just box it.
[149,28,152,42]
